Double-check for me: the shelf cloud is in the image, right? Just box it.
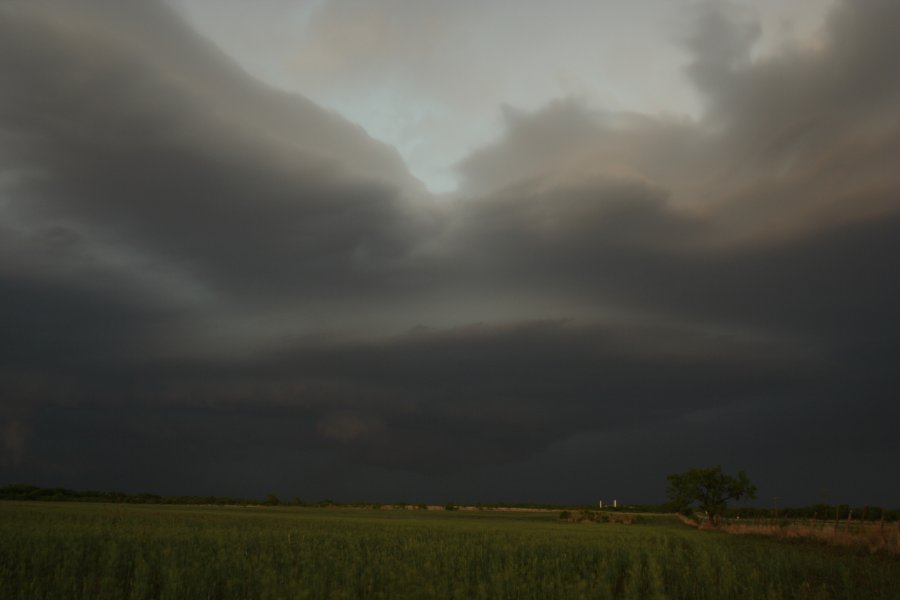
[1,0,897,504]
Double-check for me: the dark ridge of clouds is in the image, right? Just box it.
[0,319,824,478]
[0,0,432,307]
[450,0,900,342]
[0,0,898,503]
[0,0,418,191]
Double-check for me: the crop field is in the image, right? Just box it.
[1,502,898,599]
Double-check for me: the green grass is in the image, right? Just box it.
[1,502,898,599]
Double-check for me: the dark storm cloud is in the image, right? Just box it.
[6,317,823,496]
[0,0,431,307]
[1,0,898,503]
[451,0,900,341]
[0,0,434,471]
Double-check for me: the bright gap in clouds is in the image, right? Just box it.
[168,0,834,194]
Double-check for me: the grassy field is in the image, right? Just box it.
[1,502,898,599]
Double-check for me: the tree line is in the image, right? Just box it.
[0,484,260,506]
[2,482,897,520]
[666,466,899,523]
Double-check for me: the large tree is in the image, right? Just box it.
[667,466,756,526]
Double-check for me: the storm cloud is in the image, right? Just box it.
[0,0,898,504]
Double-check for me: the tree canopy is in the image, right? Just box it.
[667,466,756,526]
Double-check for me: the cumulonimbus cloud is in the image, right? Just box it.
[0,0,897,502]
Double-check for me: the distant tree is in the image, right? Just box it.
[667,466,756,526]
[263,494,280,506]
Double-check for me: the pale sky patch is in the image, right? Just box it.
[167,0,834,193]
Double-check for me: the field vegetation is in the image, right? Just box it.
[2,501,898,599]
[716,518,900,556]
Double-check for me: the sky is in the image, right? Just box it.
[171,0,835,193]
[0,0,898,506]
